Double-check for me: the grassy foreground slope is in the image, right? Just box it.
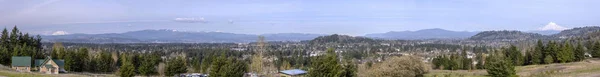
[425,58,600,77]
[0,65,116,77]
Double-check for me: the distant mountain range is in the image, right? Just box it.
[42,26,600,43]
[469,26,600,41]
[42,29,325,43]
[365,28,478,40]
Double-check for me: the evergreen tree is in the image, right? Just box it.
[166,57,187,76]
[530,40,544,65]
[547,41,560,63]
[64,50,75,71]
[505,45,524,66]
[485,51,518,77]
[574,42,586,61]
[119,54,136,77]
[0,28,8,65]
[525,49,534,65]
[97,52,114,72]
[593,42,600,58]
[220,58,247,77]
[1,28,8,48]
[78,48,89,72]
[209,56,226,77]
[556,41,574,63]
[9,26,19,52]
[307,48,342,77]
[138,53,160,76]
[0,47,7,65]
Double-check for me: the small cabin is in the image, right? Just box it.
[11,56,32,72]
[279,69,307,77]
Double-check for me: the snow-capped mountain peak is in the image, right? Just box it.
[51,31,69,35]
[539,22,568,31]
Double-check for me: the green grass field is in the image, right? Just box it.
[0,70,116,77]
[425,58,600,77]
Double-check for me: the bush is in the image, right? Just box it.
[367,56,430,77]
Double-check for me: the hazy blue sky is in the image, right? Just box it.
[1,0,600,35]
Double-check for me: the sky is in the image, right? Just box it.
[1,0,600,36]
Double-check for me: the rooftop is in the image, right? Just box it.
[11,56,32,67]
[280,69,307,76]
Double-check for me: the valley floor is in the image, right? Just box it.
[424,58,600,77]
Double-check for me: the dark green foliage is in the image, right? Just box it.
[527,40,544,65]
[485,51,517,77]
[64,48,89,72]
[340,61,357,77]
[574,42,586,61]
[547,41,560,63]
[95,52,114,72]
[504,45,524,66]
[0,28,9,65]
[557,41,574,63]
[0,26,43,66]
[593,42,600,58]
[544,55,554,64]
[432,52,474,70]
[208,54,247,77]
[138,53,161,76]
[307,48,342,77]
[165,57,187,76]
[119,54,136,77]
[209,56,226,77]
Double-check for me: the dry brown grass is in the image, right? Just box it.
[425,58,600,77]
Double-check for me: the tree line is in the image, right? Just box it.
[431,39,599,77]
[0,26,43,66]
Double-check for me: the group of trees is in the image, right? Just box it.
[117,52,162,77]
[431,50,473,70]
[431,39,597,77]
[524,40,587,65]
[0,26,43,66]
[207,55,247,77]
[52,43,116,73]
[63,48,89,72]
[53,42,115,72]
[52,42,165,77]
[307,48,357,77]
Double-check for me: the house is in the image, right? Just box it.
[11,56,32,72]
[34,57,65,74]
[279,69,307,77]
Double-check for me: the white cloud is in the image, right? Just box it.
[51,31,69,35]
[538,22,568,31]
[173,17,207,23]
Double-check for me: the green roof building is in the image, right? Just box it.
[11,56,32,72]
